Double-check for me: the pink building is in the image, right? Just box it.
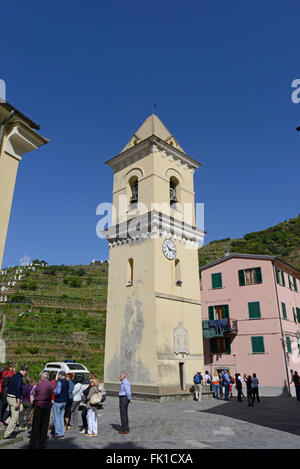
[200,253,300,396]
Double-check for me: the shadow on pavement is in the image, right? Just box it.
[199,395,300,436]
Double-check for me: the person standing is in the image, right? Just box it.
[118,372,132,434]
[252,373,260,402]
[221,369,231,401]
[0,363,15,426]
[19,377,33,430]
[69,376,83,429]
[4,365,28,439]
[52,371,69,439]
[28,372,54,449]
[245,374,254,406]
[212,372,220,399]
[193,371,203,401]
[291,371,300,401]
[84,377,101,438]
[204,371,212,390]
[235,373,243,401]
[64,373,74,430]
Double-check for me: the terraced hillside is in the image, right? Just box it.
[199,214,300,270]
[0,262,108,379]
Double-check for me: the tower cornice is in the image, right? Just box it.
[105,135,202,174]
[102,210,204,249]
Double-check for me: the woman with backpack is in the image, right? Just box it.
[84,377,102,437]
[245,374,254,406]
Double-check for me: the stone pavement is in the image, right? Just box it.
[6,395,300,449]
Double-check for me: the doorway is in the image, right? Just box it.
[179,362,185,390]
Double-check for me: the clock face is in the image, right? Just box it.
[162,239,176,260]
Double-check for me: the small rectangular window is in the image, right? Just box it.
[286,336,292,354]
[248,302,261,319]
[281,302,287,319]
[211,273,222,289]
[239,267,262,286]
[251,336,265,353]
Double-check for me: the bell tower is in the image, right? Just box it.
[103,114,204,399]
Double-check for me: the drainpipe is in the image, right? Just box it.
[0,110,15,155]
[273,262,291,396]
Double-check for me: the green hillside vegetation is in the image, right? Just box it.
[0,261,108,379]
[199,214,300,270]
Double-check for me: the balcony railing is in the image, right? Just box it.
[202,319,238,339]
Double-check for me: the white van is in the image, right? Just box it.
[43,361,106,407]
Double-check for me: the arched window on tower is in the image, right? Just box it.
[129,176,138,207]
[175,258,182,286]
[127,258,133,286]
[170,177,179,208]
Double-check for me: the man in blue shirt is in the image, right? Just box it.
[4,365,28,439]
[118,372,132,434]
[52,371,69,439]
[221,369,231,401]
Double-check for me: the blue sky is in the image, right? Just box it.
[1,0,300,267]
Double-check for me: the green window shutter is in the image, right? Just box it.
[225,338,231,354]
[212,273,222,289]
[238,269,245,286]
[254,267,262,284]
[223,304,229,319]
[286,336,292,354]
[251,336,265,353]
[297,308,300,323]
[288,275,292,289]
[281,271,285,286]
[210,337,217,354]
[293,277,298,292]
[281,302,287,319]
[208,306,214,320]
[293,307,297,323]
[275,267,280,284]
[248,301,261,319]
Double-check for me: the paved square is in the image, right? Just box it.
[7,395,300,449]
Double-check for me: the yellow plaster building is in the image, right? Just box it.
[103,114,204,399]
[0,101,49,268]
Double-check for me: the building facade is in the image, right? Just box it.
[0,101,49,268]
[200,253,300,396]
[103,114,204,398]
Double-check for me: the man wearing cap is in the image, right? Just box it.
[52,371,69,439]
[221,369,231,401]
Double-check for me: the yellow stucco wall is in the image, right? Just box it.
[0,134,20,268]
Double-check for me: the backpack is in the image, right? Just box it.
[1,375,11,397]
[194,374,201,384]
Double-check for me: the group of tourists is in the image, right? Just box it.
[0,363,132,449]
[193,369,260,405]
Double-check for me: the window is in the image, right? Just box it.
[238,267,262,286]
[275,268,285,286]
[169,177,179,207]
[175,259,182,286]
[289,276,299,292]
[210,337,231,354]
[296,307,300,323]
[211,273,222,289]
[251,336,265,354]
[208,304,229,320]
[286,336,292,354]
[248,302,261,319]
[293,307,297,323]
[129,177,138,206]
[127,258,133,286]
[281,302,287,319]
